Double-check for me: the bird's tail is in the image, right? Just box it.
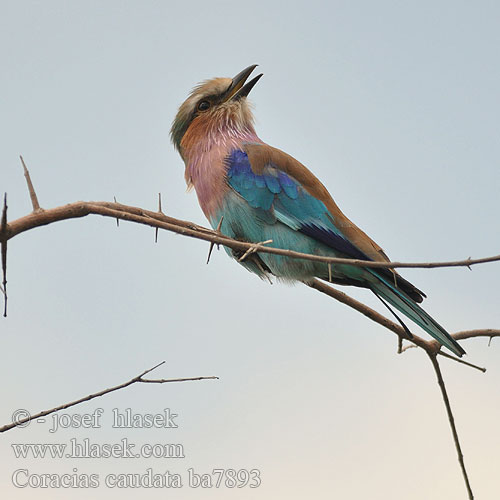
[367,270,466,357]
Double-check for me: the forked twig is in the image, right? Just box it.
[0,361,218,433]
[238,239,273,262]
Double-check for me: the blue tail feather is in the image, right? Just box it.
[368,270,466,357]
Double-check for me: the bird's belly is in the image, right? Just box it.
[209,192,346,282]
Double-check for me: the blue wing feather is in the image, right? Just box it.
[226,149,370,261]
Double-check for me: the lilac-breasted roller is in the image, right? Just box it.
[170,65,465,357]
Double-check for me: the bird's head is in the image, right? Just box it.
[170,65,263,156]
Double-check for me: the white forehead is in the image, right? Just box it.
[181,77,232,115]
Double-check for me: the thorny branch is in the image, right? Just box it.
[0,361,218,433]
[4,199,500,271]
[3,158,499,499]
[4,198,499,345]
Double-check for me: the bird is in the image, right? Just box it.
[170,64,466,358]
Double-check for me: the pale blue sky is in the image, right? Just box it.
[1,1,499,498]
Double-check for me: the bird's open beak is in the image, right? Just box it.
[224,64,263,101]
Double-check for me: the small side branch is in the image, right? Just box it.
[451,329,500,341]
[0,361,218,433]
[428,353,474,499]
[438,351,486,373]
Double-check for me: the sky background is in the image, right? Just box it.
[1,1,500,498]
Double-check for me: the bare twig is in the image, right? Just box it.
[438,351,486,373]
[428,353,474,499]
[140,376,216,383]
[20,156,41,212]
[451,329,500,341]
[0,361,218,433]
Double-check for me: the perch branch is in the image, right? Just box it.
[0,361,218,433]
[4,200,500,271]
[4,198,498,364]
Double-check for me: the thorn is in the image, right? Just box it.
[466,257,472,271]
[397,336,403,354]
[155,193,163,243]
[113,197,119,227]
[207,216,224,264]
[1,193,8,317]
[328,262,332,283]
[20,156,42,212]
[488,336,493,347]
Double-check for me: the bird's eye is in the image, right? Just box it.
[197,100,210,111]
